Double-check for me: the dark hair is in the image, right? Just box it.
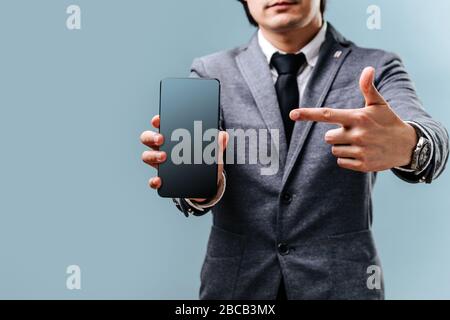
[238,0,327,27]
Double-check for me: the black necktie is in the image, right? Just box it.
[270,52,306,145]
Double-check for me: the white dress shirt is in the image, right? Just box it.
[258,21,328,89]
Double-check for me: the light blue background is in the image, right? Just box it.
[0,0,449,299]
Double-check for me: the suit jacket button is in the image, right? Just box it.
[281,193,292,204]
[278,243,290,255]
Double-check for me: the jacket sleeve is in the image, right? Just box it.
[375,52,449,184]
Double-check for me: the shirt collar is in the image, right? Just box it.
[258,21,328,68]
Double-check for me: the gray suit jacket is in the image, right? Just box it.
[175,23,449,300]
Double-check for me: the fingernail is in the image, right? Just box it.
[154,134,161,144]
[291,110,301,119]
[157,152,164,161]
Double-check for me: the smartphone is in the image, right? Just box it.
[158,78,221,198]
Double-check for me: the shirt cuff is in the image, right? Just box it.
[184,171,226,212]
[394,121,434,175]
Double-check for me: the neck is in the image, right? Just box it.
[260,17,323,53]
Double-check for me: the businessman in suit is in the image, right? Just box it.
[140,0,449,299]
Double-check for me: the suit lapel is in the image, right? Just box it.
[282,24,353,185]
[236,34,288,169]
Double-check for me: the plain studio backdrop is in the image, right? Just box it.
[0,0,449,299]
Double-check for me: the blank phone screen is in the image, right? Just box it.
[158,78,220,198]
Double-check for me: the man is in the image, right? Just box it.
[141,0,449,299]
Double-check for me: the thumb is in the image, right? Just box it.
[218,131,229,151]
[217,131,229,166]
[359,67,386,106]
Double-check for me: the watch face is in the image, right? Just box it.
[418,141,431,169]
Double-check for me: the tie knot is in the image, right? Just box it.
[270,52,306,75]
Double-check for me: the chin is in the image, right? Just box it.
[266,14,304,31]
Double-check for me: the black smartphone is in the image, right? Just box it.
[158,78,220,198]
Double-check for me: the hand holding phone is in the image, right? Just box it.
[140,78,228,201]
[141,115,228,202]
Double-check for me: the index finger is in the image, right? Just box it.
[290,108,355,126]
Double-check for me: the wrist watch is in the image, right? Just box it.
[408,126,432,172]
